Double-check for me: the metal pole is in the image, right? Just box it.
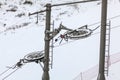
[42,3,51,80]
[80,72,83,80]
[97,0,107,80]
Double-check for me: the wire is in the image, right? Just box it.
[0,62,26,80]
[108,14,120,20]
[0,64,16,76]
[92,24,120,35]
[2,68,19,80]
[111,24,120,29]
[91,26,100,31]
[0,68,11,76]
[88,14,120,27]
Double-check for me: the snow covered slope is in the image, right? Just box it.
[0,0,120,80]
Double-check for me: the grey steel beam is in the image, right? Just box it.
[52,0,99,7]
[97,0,108,80]
[42,4,51,80]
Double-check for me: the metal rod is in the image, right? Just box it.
[36,13,39,24]
[107,21,111,76]
[28,10,46,16]
[28,0,99,17]
[52,0,99,7]
[42,3,51,80]
[97,0,107,80]
[50,20,55,69]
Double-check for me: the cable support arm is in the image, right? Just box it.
[28,10,46,16]
[52,0,100,7]
[28,0,100,16]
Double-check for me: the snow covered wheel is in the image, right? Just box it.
[24,51,44,62]
[66,28,92,40]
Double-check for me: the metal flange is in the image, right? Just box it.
[24,51,44,62]
[66,28,92,40]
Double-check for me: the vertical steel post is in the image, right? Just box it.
[42,3,51,80]
[97,0,107,80]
